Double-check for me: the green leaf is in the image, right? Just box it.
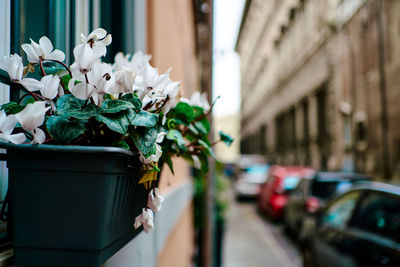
[131,127,158,155]
[167,119,177,129]
[194,118,210,135]
[144,143,157,157]
[166,129,187,152]
[0,69,12,86]
[61,74,72,91]
[131,110,159,127]
[164,156,175,175]
[192,106,205,119]
[46,116,86,143]
[188,124,199,135]
[121,93,142,109]
[168,102,194,123]
[43,66,67,75]
[95,112,130,134]
[99,99,134,113]
[56,94,98,120]
[1,102,25,114]
[219,131,234,146]
[113,140,130,150]
[198,139,216,159]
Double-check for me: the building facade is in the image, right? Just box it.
[236,0,400,180]
[0,0,206,266]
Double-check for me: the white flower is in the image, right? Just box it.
[139,132,166,164]
[192,155,202,169]
[0,54,43,90]
[134,208,154,233]
[147,188,164,212]
[19,75,60,100]
[129,51,152,73]
[70,43,101,75]
[0,54,24,82]
[40,75,60,100]
[134,63,171,100]
[15,101,50,144]
[0,111,25,144]
[113,66,137,93]
[69,62,114,105]
[161,81,180,124]
[80,28,112,58]
[182,91,210,112]
[113,51,151,74]
[21,36,65,63]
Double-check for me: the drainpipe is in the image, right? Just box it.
[376,0,391,179]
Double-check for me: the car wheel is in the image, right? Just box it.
[302,244,314,267]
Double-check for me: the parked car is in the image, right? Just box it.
[258,166,314,220]
[234,155,268,200]
[284,171,371,240]
[303,181,400,267]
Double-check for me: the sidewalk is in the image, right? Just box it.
[222,198,301,267]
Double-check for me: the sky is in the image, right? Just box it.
[212,0,245,118]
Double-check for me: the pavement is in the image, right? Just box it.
[222,196,302,267]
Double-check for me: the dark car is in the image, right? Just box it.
[258,166,314,220]
[303,182,400,267]
[284,172,371,240]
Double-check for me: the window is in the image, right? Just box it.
[351,191,400,243]
[322,190,361,228]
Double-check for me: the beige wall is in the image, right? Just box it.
[157,203,194,267]
[237,0,400,179]
[147,0,198,265]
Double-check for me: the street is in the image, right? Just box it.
[223,198,302,267]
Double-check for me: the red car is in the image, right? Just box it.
[258,166,314,220]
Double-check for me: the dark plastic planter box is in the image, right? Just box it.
[1,143,149,267]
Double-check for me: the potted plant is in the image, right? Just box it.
[0,28,233,266]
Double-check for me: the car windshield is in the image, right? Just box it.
[311,181,352,200]
[283,176,300,191]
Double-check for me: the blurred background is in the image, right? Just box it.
[0,0,400,267]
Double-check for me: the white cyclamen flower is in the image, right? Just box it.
[113,51,151,74]
[0,111,25,144]
[69,62,114,105]
[21,36,65,63]
[182,91,210,112]
[15,101,50,144]
[70,43,101,75]
[134,63,171,100]
[19,75,60,100]
[113,66,137,93]
[0,54,43,90]
[134,208,154,233]
[80,28,112,58]
[161,81,180,124]
[147,188,164,213]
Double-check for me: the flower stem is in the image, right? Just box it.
[39,59,47,76]
[47,59,73,77]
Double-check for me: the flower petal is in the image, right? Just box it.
[0,132,26,144]
[88,28,107,40]
[15,101,49,131]
[48,49,65,62]
[39,36,53,56]
[41,75,60,100]
[0,114,18,135]
[19,78,44,92]
[21,44,40,63]
[31,128,46,144]
[68,79,95,100]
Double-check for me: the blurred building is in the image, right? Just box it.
[214,113,240,163]
[0,0,212,266]
[236,0,400,180]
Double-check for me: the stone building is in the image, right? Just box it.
[236,0,400,180]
